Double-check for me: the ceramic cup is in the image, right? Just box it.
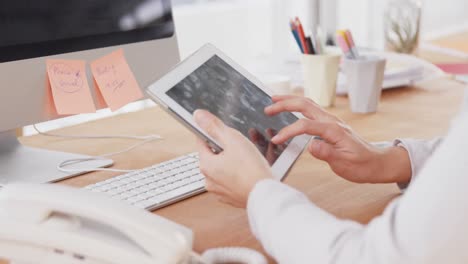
[343,56,387,113]
[301,50,341,107]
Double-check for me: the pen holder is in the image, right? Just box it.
[301,51,341,107]
[343,56,387,113]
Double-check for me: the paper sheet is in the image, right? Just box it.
[90,49,143,111]
[46,59,96,115]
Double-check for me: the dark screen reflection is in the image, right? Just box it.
[0,0,174,62]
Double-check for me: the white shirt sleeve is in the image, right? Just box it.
[393,138,443,190]
[247,112,468,264]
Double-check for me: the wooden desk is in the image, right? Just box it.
[14,78,466,262]
[419,31,468,64]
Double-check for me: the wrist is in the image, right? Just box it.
[249,173,273,191]
[377,146,412,184]
[245,177,273,207]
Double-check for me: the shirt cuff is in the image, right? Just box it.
[392,138,443,191]
[393,140,412,191]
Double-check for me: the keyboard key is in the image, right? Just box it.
[147,182,162,190]
[192,173,204,179]
[147,188,164,197]
[171,184,201,197]
[130,174,146,181]
[119,192,135,199]
[136,192,152,200]
[140,178,154,185]
[120,177,135,184]
[106,188,123,196]
[136,185,151,193]
[126,196,145,204]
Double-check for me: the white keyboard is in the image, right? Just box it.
[84,153,205,210]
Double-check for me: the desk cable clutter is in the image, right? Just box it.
[32,124,163,173]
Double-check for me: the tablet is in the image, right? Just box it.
[146,44,310,180]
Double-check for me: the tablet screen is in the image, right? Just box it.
[166,55,298,165]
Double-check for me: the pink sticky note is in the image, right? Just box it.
[46,59,97,115]
[90,49,143,111]
[436,63,468,75]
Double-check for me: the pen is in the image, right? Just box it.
[305,36,315,55]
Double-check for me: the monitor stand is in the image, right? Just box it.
[0,130,114,185]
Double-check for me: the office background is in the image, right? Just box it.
[174,0,468,62]
[24,0,468,135]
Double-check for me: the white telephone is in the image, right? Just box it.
[0,184,266,264]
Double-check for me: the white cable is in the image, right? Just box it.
[201,247,267,264]
[32,124,163,173]
[33,124,161,140]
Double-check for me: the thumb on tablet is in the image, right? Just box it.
[194,109,226,143]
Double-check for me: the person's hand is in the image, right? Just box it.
[194,110,274,208]
[266,95,343,123]
[265,95,411,184]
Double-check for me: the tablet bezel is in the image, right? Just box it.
[146,43,311,180]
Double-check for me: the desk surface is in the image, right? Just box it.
[420,30,468,64]
[17,77,466,261]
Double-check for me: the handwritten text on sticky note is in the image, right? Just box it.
[46,59,96,115]
[90,49,143,111]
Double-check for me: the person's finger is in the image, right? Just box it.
[271,94,298,103]
[264,98,319,120]
[308,138,336,161]
[194,109,226,144]
[271,119,343,145]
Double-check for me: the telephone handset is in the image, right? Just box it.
[0,183,193,264]
[0,184,267,264]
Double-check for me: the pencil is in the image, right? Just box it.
[295,17,310,54]
[290,20,304,53]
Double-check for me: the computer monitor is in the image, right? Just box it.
[0,0,180,184]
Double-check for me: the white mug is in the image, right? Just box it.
[343,56,387,113]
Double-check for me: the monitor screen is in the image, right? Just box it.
[0,0,174,63]
[166,55,298,165]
